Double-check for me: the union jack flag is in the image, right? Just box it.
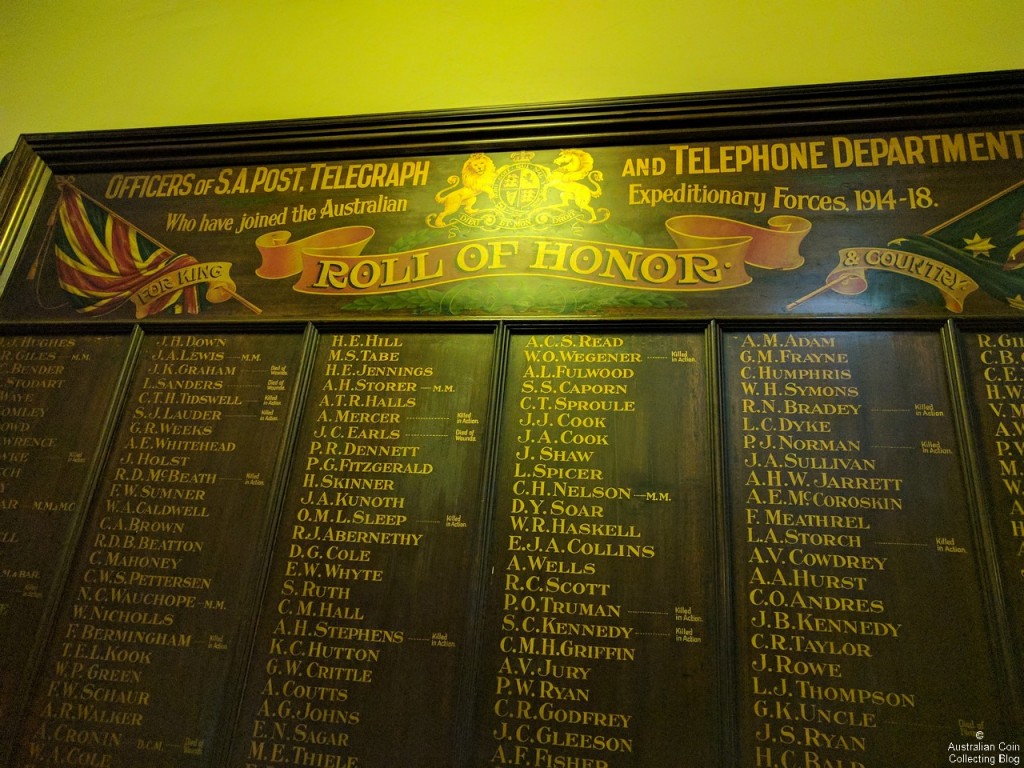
[54,183,200,316]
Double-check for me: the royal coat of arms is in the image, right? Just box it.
[427,150,611,231]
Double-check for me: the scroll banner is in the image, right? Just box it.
[823,247,979,313]
[129,261,238,318]
[254,215,810,296]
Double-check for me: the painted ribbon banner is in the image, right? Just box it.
[129,260,241,317]
[822,247,979,312]
[253,215,810,296]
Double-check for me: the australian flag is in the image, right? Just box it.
[891,180,1024,309]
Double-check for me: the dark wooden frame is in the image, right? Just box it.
[3,71,1021,173]
[1,72,1023,768]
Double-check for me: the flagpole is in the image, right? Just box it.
[923,178,1024,236]
[58,180,262,315]
[225,289,262,314]
[785,273,852,311]
[26,190,73,310]
[27,201,58,282]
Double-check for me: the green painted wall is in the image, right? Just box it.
[1,0,1022,156]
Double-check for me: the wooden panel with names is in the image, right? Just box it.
[473,330,721,768]
[723,329,1009,766]
[230,329,496,768]
[959,330,1024,703]
[10,330,304,768]
[0,334,132,756]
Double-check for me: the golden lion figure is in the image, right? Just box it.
[430,153,497,227]
[546,149,606,223]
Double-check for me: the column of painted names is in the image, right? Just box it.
[0,334,131,758]
[960,330,1024,704]
[724,330,1007,766]
[476,331,720,768]
[231,330,494,768]
[12,331,302,768]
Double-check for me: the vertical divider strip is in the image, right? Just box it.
[454,319,510,768]
[707,319,736,768]
[219,321,320,764]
